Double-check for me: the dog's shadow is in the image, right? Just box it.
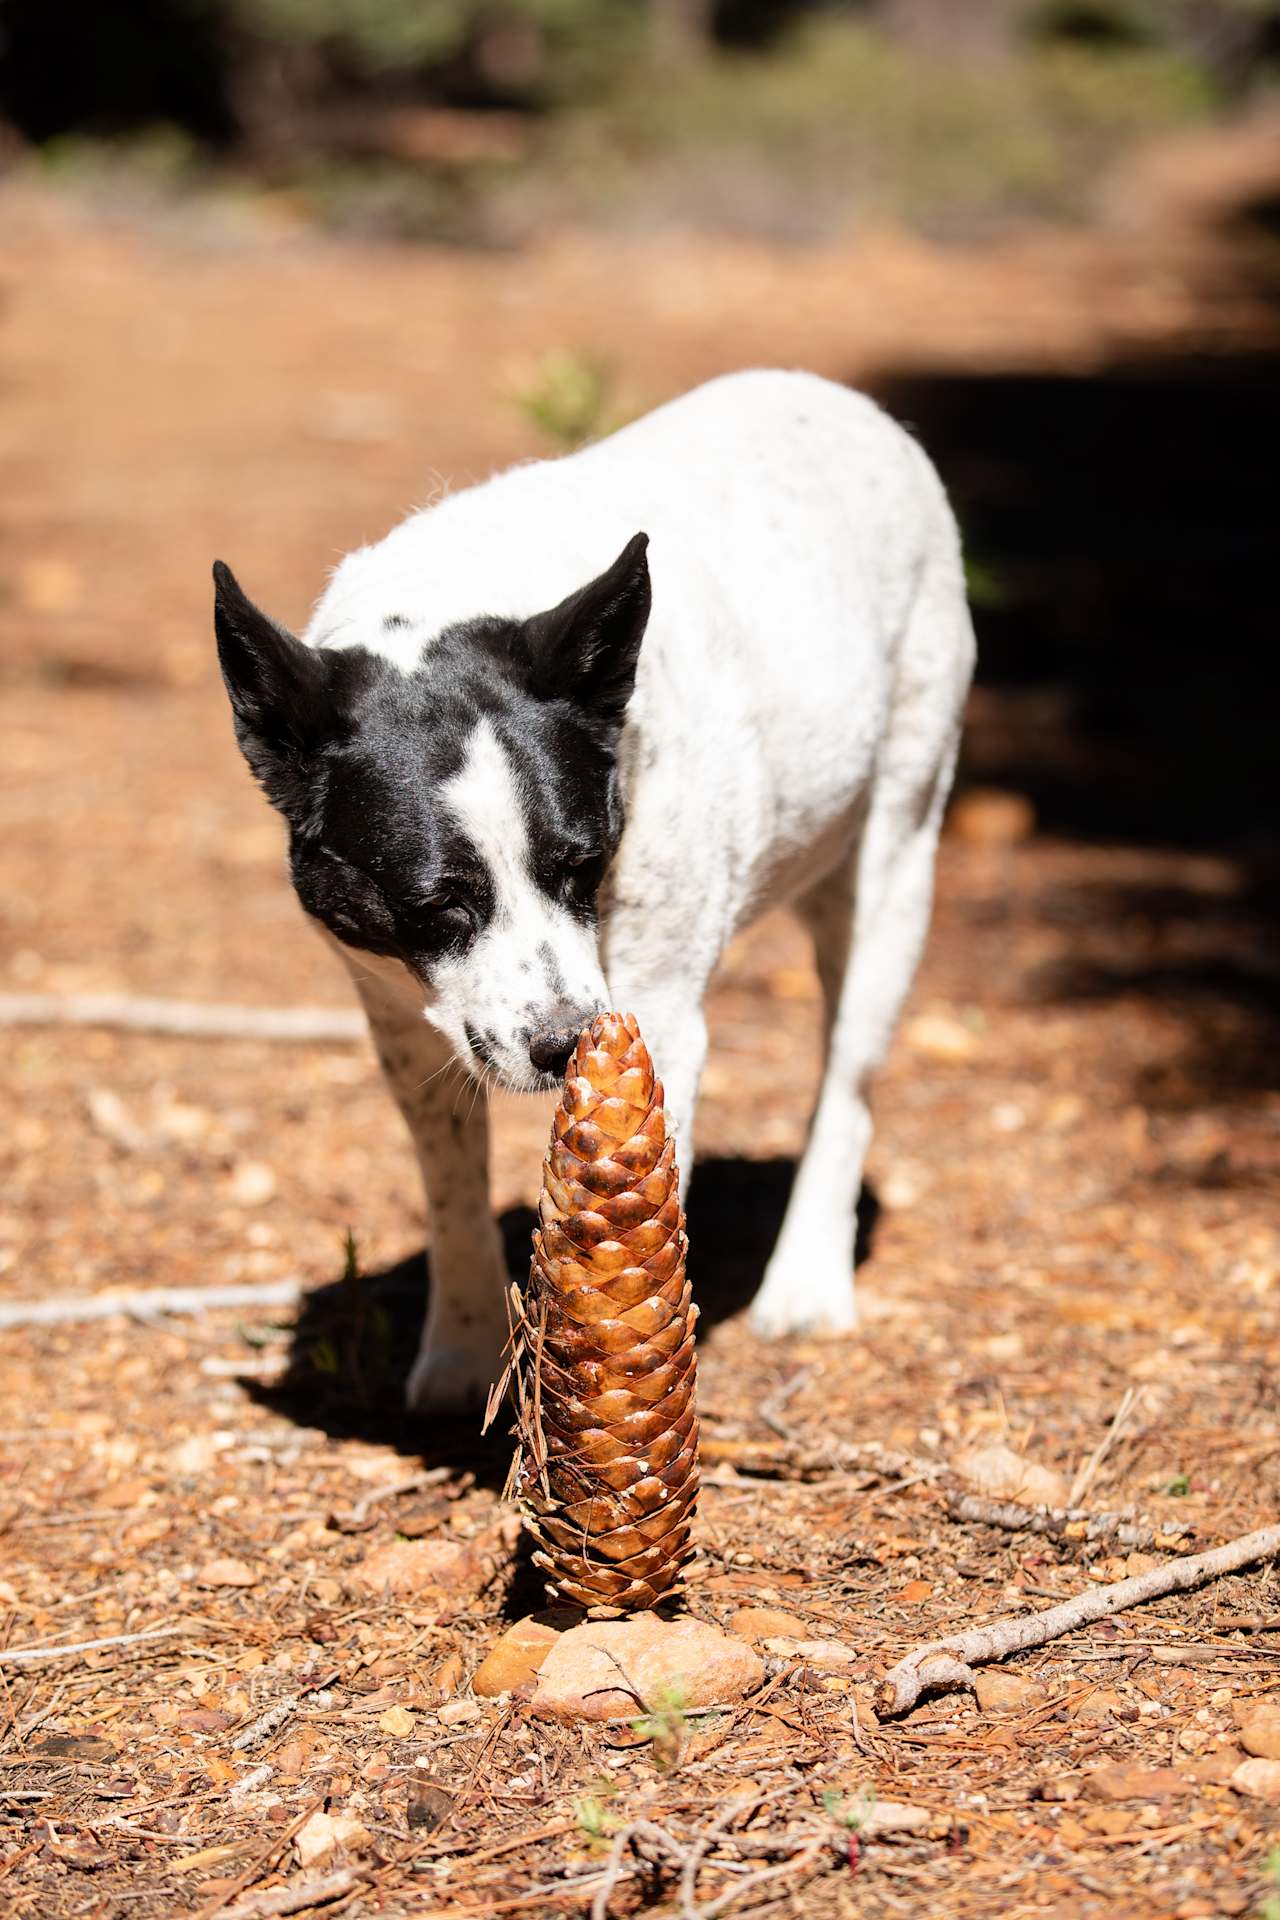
[247,1156,879,1474]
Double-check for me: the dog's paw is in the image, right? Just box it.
[404,1334,504,1417]
[748,1253,859,1338]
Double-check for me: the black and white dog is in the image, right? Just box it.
[213,370,974,1412]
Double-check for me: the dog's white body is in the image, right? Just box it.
[305,371,974,1410]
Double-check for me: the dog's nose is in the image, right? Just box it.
[527,1025,581,1078]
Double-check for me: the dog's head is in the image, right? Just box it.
[212,535,650,1090]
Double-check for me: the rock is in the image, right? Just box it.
[350,1537,479,1600]
[531,1617,764,1722]
[1072,1687,1131,1724]
[228,1160,277,1207]
[1239,1701,1280,1761]
[377,1704,415,1737]
[473,1617,562,1698]
[294,1809,372,1868]
[407,1782,454,1831]
[196,1556,259,1589]
[762,1637,858,1669]
[1188,1749,1242,1786]
[430,1651,465,1699]
[1082,1764,1190,1803]
[861,1801,934,1838]
[1231,1757,1280,1804]
[729,1606,811,1643]
[974,1669,1041,1713]
[903,1010,979,1065]
[948,787,1035,848]
[952,1442,1068,1508]
[438,1700,482,1726]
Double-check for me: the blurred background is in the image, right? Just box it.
[1,1,1277,1350]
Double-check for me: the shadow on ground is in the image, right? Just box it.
[249,1159,880,1459]
[872,314,1280,1104]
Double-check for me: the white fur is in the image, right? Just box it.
[305,371,976,1409]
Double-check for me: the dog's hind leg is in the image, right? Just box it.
[354,973,511,1414]
[749,554,973,1337]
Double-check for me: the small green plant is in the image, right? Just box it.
[1164,1471,1191,1496]
[514,350,614,451]
[1260,1845,1280,1920]
[573,1782,618,1848]
[822,1784,877,1831]
[631,1679,689,1772]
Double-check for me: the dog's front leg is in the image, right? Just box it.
[355,977,509,1414]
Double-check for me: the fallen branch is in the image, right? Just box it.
[0,1279,303,1331]
[0,1624,184,1667]
[946,1491,1195,1553]
[876,1521,1280,1717]
[215,1868,365,1920]
[0,991,365,1045]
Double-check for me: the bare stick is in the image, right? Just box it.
[876,1521,1280,1717]
[214,1868,364,1920]
[946,1492,1194,1552]
[0,1624,185,1666]
[1068,1385,1143,1508]
[0,991,365,1044]
[0,1279,302,1332]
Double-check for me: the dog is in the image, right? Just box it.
[213,369,975,1412]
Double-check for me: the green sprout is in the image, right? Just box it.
[1163,1471,1191,1496]
[631,1679,689,1772]
[822,1784,877,1831]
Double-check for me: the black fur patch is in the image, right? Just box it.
[212,538,650,981]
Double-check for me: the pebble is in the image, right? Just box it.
[1238,1701,1280,1761]
[1231,1756,1280,1804]
[349,1537,479,1600]
[1082,1764,1190,1803]
[473,1617,562,1698]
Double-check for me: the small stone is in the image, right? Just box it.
[430,1651,465,1698]
[974,1669,1040,1713]
[377,1704,415,1737]
[350,1537,479,1600]
[473,1618,561,1698]
[228,1160,277,1207]
[1239,1701,1280,1761]
[729,1606,811,1644]
[407,1783,454,1831]
[438,1700,482,1726]
[903,1010,979,1064]
[1231,1756,1280,1803]
[948,787,1035,848]
[531,1616,763,1722]
[952,1442,1068,1508]
[861,1801,934,1838]
[761,1637,858,1669]
[1082,1764,1190,1803]
[196,1556,258,1589]
[294,1809,371,1868]
[1073,1687,1129,1724]
[1188,1749,1242,1786]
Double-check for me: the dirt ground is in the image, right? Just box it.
[2,120,1280,1919]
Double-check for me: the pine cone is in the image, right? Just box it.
[503,1011,699,1613]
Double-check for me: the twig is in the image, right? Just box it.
[345,1467,454,1530]
[592,1821,687,1920]
[0,1279,303,1331]
[0,991,365,1044]
[876,1520,1280,1717]
[1068,1386,1143,1508]
[946,1492,1194,1552]
[758,1366,816,1443]
[232,1669,339,1752]
[199,1796,325,1920]
[215,1869,365,1920]
[0,1623,184,1667]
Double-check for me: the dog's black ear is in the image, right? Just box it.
[213,561,336,813]
[524,532,651,723]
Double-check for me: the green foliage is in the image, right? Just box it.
[513,350,616,450]
[631,1679,690,1770]
[573,1782,619,1844]
[1261,1847,1280,1920]
[822,1784,877,1830]
[234,0,629,78]
[1163,1470,1191,1494]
